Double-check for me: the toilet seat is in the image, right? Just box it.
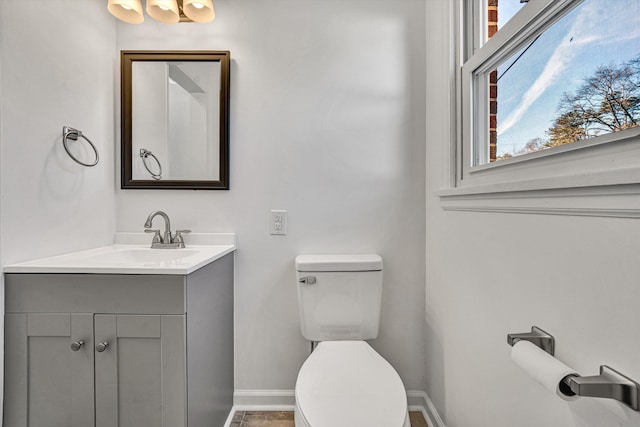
[295,341,409,427]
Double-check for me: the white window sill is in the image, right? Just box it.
[450,0,640,219]
[438,178,640,218]
[442,126,640,218]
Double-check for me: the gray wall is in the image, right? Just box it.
[425,1,640,426]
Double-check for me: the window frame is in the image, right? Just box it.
[441,0,640,218]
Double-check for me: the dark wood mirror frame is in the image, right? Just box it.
[121,50,230,190]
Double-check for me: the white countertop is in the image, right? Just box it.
[3,233,236,275]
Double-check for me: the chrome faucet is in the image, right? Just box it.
[143,210,190,248]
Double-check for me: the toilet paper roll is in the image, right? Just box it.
[511,340,579,401]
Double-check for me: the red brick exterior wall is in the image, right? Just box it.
[488,0,498,162]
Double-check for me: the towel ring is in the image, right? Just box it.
[62,126,99,167]
[140,148,162,180]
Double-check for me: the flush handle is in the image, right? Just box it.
[299,276,317,285]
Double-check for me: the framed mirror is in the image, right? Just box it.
[121,51,230,189]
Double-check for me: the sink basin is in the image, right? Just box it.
[3,235,236,275]
[84,248,200,264]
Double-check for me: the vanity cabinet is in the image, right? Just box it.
[4,253,234,427]
[5,313,96,427]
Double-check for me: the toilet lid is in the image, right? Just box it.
[295,341,407,427]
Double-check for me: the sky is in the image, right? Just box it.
[492,0,640,158]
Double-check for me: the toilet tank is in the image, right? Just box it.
[295,254,383,341]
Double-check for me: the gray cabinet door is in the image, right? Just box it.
[4,313,95,427]
[94,314,186,427]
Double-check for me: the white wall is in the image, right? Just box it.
[116,0,427,395]
[0,5,4,423]
[0,0,116,417]
[0,0,117,264]
[3,1,638,423]
[132,62,170,179]
[425,1,640,426]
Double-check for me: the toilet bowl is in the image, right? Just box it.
[294,255,410,427]
[294,341,410,427]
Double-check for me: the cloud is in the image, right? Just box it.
[497,0,610,135]
[497,41,574,134]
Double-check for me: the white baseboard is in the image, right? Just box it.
[408,390,446,427]
[232,389,445,426]
[233,389,295,411]
[223,408,236,427]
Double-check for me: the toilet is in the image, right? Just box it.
[294,254,410,427]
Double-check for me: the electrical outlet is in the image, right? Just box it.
[270,210,287,235]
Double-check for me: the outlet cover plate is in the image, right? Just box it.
[270,210,287,235]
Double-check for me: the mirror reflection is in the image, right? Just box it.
[121,51,230,189]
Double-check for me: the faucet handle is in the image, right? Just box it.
[144,228,163,244]
[173,230,191,248]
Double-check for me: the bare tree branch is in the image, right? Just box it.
[547,56,640,146]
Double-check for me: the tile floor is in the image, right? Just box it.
[230,411,429,427]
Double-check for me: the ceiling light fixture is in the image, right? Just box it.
[108,0,215,24]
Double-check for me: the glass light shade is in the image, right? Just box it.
[107,0,144,24]
[146,0,180,24]
[182,0,215,23]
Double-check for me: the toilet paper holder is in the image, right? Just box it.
[561,366,639,411]
[508,326,640,411]
[507,326,555,355]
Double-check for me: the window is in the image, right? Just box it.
[491,0,640,163]
[441,0,640,217]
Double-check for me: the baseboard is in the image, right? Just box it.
[232,389,445,426]
[233,389,296,411]
[223,407,236,427]
[407,390,446,427]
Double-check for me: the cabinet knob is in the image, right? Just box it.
[70,340,85,351]
[96,341,110,352]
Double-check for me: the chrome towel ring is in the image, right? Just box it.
[140,148,162,180]
[62,126,99,167]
